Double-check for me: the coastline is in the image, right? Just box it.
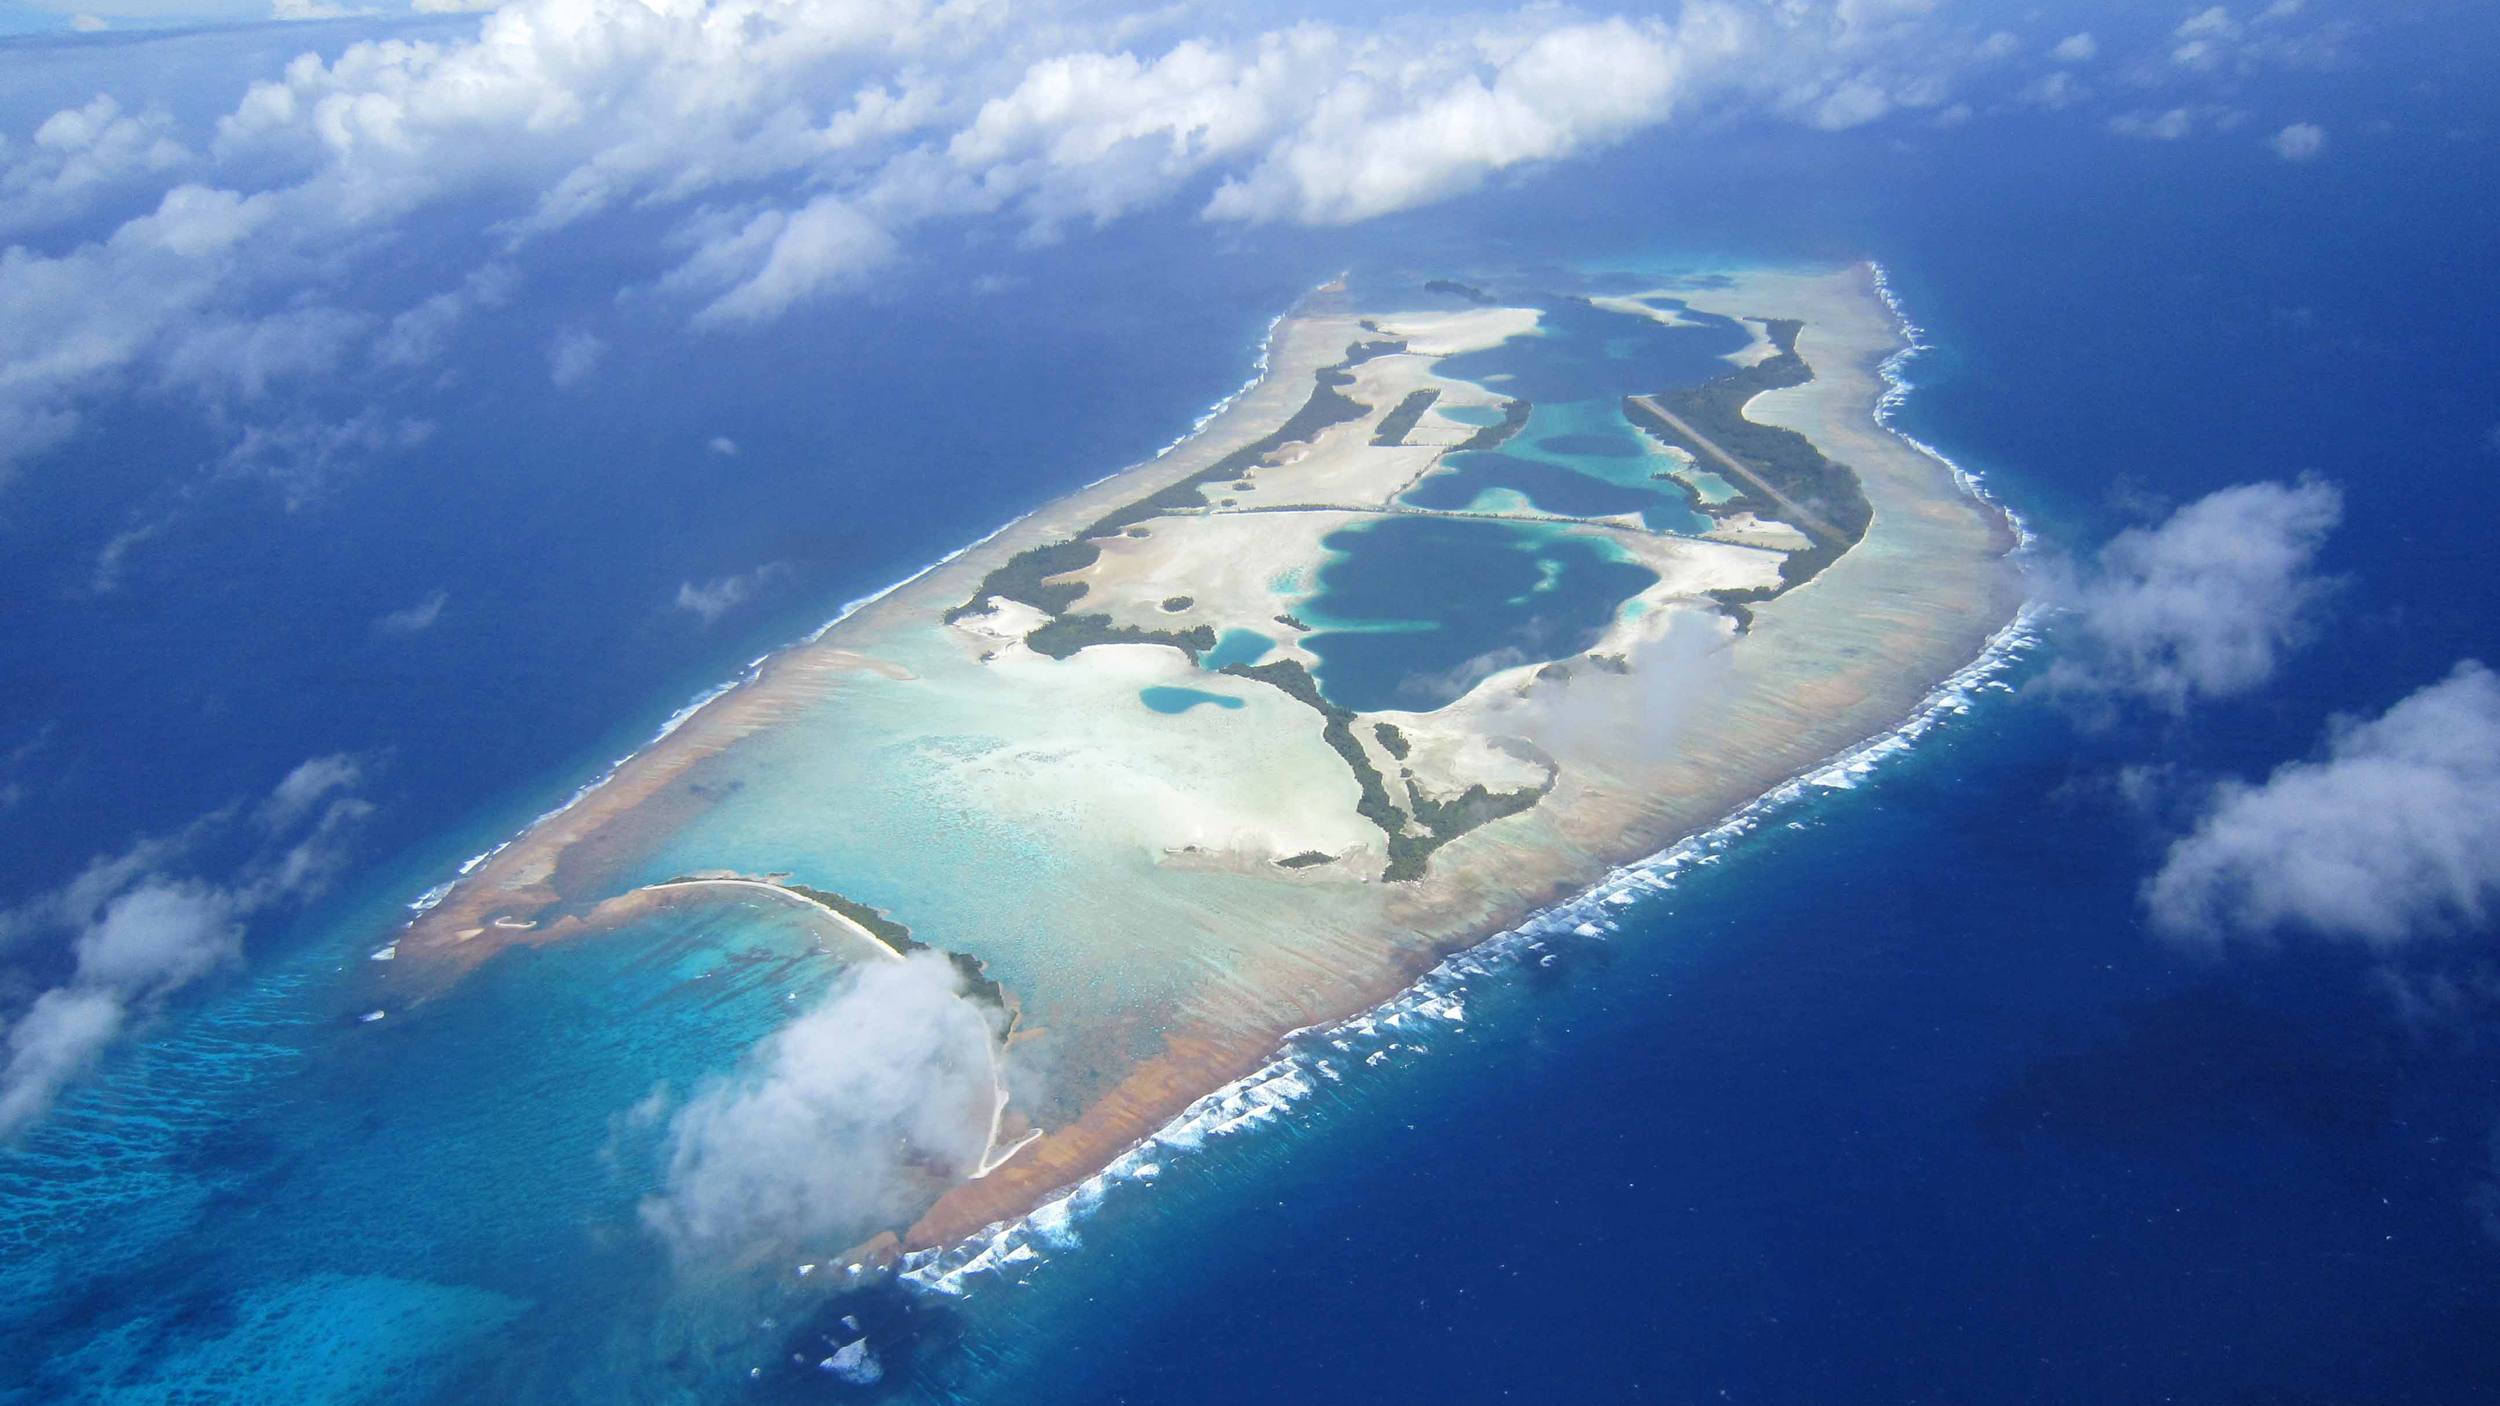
[382,300,1354,991]
[886,261,2026,1249]
[379,261,2026,1264]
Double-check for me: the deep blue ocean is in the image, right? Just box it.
[4,10,2500,1401]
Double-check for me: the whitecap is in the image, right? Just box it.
[878,271,2047,1306]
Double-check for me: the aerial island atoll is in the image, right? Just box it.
[382,263,2021,1258]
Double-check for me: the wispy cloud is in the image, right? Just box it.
[0,754,374,1137]
[2268,121,2326,160]
[675,562,790,625]
[547,328,607,388]
[2108,104,2248,141]
[375,588,449,635]
[2146,662,2500,946]
[217,411,437,511]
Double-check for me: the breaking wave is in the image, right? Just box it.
[892,263,2047,1302]
[394,286,1316,937]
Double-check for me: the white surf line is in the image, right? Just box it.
[398,290,1328,935]
[893,263,2050,1301]
[899,604,2047,1300]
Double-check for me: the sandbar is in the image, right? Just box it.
[378,262,2021,1257]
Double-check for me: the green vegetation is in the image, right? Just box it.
[951,341,1389,620]
[1373,722,1411,760]
[1219,659,1412,864]
[782,883,917,954]
[1630,315,1870,625]
[1275,851,1334,869]
[1024,614,1216,661]
[1622,317,1871,603]
[942,539,1100,624]
[945,341,1404,663]
[1219,659,1551,882]
[1425,279,1494,304]
[651,877,1009,1023]
[943,951,1009,1018]
[655,875,917,956]
[1161,596,1193,612]
[1454,398,1531,452]
[1405,776,1548,844]
[784,886,1006,1014]
[1371,389,1442,447]
[1274,613,1312,633]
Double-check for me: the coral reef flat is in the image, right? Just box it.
[385,263,2021,1252]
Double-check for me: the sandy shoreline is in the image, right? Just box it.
[384,262,2023,1256]
[383,306,1355,986]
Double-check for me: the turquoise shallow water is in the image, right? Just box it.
[1399,303,1721,533]
[10,39,2500,1395]
[1138,686,1244,714]
[0,902,865,1403]
[1196,629,1273,672]
[1290,286,1742,713]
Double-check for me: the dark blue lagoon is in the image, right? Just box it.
[1299,517,1656,713]
[8,7,2500,1401]
[1398,302,1724,532]
[1428,294,1752,401]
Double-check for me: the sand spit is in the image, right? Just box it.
[383,264,2022,1256]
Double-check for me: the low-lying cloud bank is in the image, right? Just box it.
[2146,661,2500,946]
[639,949,1003,1264]
[2041,478,2342,714]
[1,0,2373,482]
[0,754,373,1137]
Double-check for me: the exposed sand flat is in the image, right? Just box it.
[1365,306,1541,355]
[381,264,2020,1257]
[1591,290,1777,367]
[1703,512,1818,552]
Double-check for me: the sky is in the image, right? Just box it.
[0,0,2495,1147]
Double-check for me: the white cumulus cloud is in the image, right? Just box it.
[2147,662,2500,946]
[2269,121,2325,161]
[2040,478,2342,715]
[640,950,1004,1262]
[0,0,2048,481]
[1,94,190,235]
